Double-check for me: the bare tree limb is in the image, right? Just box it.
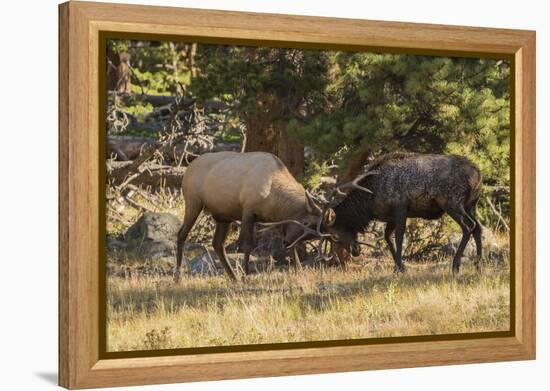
[108,161,186,190]
[485,196,510,231]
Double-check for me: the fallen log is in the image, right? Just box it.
[107,161,187,190]
[126,121,165,134]
[108,135,158,160]
[113,92,228,112]
[107,135,242,161]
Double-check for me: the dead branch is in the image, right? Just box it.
[485,196,510,231]
[108,161,186,190]
[123,193,156,213]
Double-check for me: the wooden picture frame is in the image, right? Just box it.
[59,1,536,388]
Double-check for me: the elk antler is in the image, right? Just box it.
[324,170,379,207]
[317,169,379,234]
[259,169,379,262]
[257,219,333,249]
[309,169,379,262]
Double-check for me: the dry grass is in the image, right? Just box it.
[106,258,510,352]
[105,191,510,351]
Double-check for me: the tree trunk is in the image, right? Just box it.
[107,50,132,93]
[245,113,304,178]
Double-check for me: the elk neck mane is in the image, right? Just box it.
[332,189,373,235]
[333,152,416,235]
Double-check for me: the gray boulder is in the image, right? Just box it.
[125,212,181,259]
[188,251,223,276]
[187,250,267,276]
[443,227,507,263]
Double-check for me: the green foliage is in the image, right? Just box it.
[123,101,154,117]
[191,46,331,124]
[130,68,176,96]
[219,127,243,143]
[299,54,509,161]
[291,53,510,228]
[107,40,198,124]
[303,160,330,191]
[109,40,130,54]
[128,41,195,94]
[106,39,511,229]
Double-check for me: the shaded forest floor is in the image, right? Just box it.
[106,257,510,352]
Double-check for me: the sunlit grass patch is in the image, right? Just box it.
[106,258,510,352]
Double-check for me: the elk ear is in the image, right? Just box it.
[305,191,322,215]
[325,208,336,226]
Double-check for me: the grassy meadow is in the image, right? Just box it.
[105,183,510,352]
[106,257,510,352]
[104,42,512,353]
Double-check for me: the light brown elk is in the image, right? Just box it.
[174,151,324,282]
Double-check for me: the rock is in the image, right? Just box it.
[442,233,473,258]
[188,251,223,276]
[252,230,289,265]
[187,250,267,276]
[483,230,508,263]
[125,212,181,259]
[443,227,507,263]
[304,146,315,159]
[106,234,126,253]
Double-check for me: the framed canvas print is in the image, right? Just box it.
[58,1,536,389]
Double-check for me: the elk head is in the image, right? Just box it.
[258,191,326,249]
[257,169,377,263]
[315,169,379,262]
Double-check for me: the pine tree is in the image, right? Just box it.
[191,45,331,177]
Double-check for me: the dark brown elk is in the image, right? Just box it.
[321,153,483,273]
[174,151,323,282]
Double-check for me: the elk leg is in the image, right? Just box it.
[175,200,203,283]
[467,203,483,269]
[212,221,238,280]
[384,222,397,261]
[446,208,476,273]
[393,209,407,273]
[472,222,483,272]
[240,212,256,275]
[471,221,482,257]
[468,203,483,255]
